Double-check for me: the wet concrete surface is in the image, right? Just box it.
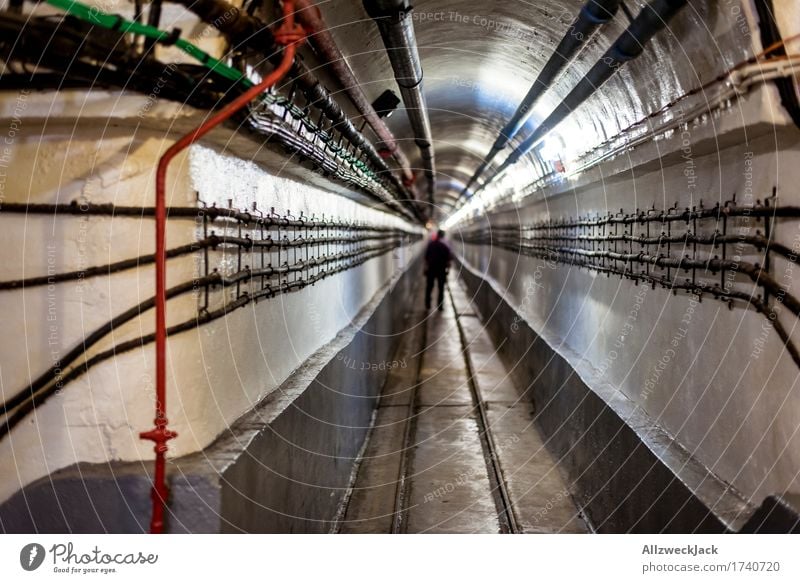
[407,404,499,533]
[338,278,586,533]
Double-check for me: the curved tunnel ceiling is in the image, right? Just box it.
[316,0,757,219]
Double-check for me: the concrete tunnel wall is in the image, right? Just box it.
[0,250,423,532]
[451,126,800,509]
[0,108,423,508]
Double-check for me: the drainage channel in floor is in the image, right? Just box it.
[335,278,586,534]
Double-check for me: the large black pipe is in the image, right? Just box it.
[479,0,688,197]
[364,0,436,207]
[458,0,620,202]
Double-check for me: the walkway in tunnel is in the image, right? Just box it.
[336,278,587,534]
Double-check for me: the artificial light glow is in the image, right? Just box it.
[443,156,541,231]
[443,124,582,231]
[539,134,566,163]
[442,179,503,231]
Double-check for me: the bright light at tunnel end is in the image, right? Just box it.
[444,127,585,231]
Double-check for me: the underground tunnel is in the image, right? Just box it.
[0,0,799,539]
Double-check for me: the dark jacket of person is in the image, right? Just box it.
[425,237,452,275]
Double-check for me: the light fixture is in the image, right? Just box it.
[372,89,401,119]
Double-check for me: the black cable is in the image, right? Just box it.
[0,237,218,291]
[0,200,418,230]
[0,240,406,416]
[491,228,799,264]
[134,0,144,23]
[0,275,220,419]
[0,230,412,290]
[0,243,404,439]
[460,232,800,369]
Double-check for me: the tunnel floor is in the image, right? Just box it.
[335,279,587,533]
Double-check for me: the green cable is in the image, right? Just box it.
[45,0,251,86]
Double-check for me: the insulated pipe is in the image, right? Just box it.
[142,0,303,534]
[478,0,688,197]
[458,0,620,201]
[294,0,417,189]
[364,0,436,206]
[286,57,421,220]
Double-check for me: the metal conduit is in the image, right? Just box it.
[294,0,418,189]
[472,0,688,201]
[457,0,620,203]
[142,0,305,533]
[364,0,436,207]
[171,0,422,222]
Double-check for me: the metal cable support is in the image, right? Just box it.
[0,244,400,440]
[0,230,412,290]
[246,102,415,219]
[0,201,413,228]
[0,207,421,439]
[456,198,800,368]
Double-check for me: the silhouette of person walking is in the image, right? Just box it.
[424,229,452,311]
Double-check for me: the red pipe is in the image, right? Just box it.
[294,0,417,190]
[139,0,304,534]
